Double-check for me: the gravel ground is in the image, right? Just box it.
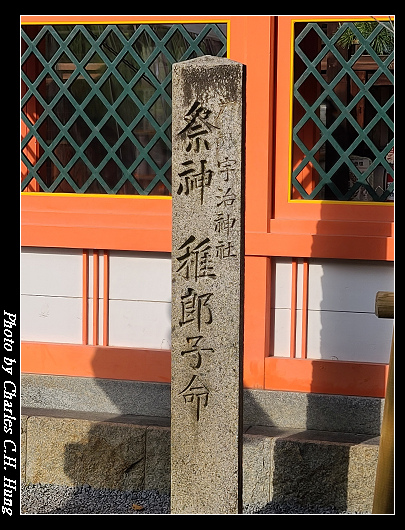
[21,484,366,515]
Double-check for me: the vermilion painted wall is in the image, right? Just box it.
[21,15,393,397]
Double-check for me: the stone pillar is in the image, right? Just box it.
[171,56,245,514]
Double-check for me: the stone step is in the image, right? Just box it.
[21,407,379,513]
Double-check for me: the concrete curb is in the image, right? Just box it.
[22,408,379,513]
[22,374,384,435]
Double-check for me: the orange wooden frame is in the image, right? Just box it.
[21,342,171,382]
[264,357,388,398]
[21,15,392,259]
[82,249,89,344]
[272,15,393,258]
[20,341,388,397]
[21,15,274,253]
[21,16,391,397]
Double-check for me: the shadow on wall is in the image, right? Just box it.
[62,352,172,495]
[269,429,380,513]
[243,387,382,512]
[62,413,171,498]
[284,201,392,512]
[61,219,392,513]
[57,346,383,513]
[243,204,391,512]
[63,417,148,491]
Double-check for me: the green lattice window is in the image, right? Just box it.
[292,20,394,202]
[21,23,227,195]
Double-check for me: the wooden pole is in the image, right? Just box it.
[375,291,394,319]
[372,291,394,514]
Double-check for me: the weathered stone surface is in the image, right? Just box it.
[269,429,379,513]
[22,411,379,512]
[145,425,171,492]
[21,374,171,417]
[21,415,28,483]
[22,376,384,436]
[347,438,379,513]
[25,415,146,490]
[171,56,245,514]
[242,432,272,507]
[244,389,384,435]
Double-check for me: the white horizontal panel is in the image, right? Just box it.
[308,259,394,313]
[109,251,171,302]
[21,247,82,297]
[271,308,291,357]
[21,295,82,344]
[272,258,306,310]
[85,297,105,346]
[272,258,292,309]
[271,308,303,358]
[306,310,392,363]
[108,299,171,349]
[271,306,392,363]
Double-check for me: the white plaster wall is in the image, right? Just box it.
[108,251,171,349]
[21,247,83,344]
[271,258,394,363]
[21,248,394,362]
[21,248,172,349]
